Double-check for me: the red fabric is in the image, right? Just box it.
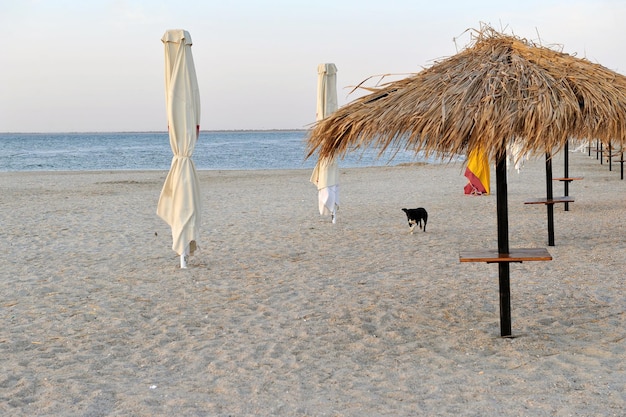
[464,167,488,195]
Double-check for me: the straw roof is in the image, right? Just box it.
[307,27,626,163]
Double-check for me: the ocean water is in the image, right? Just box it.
[0,130,445,172]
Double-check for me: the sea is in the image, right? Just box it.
[0,130,450,172]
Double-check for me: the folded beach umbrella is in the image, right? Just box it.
[157,29,201,269]
[464,147,490,195]
[310,63,340,223]
[307,26,626,336]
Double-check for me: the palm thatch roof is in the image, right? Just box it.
[307,27,626,163]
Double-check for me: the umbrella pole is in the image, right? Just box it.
[545,153,555,246]
[496,150,512,337]
[600,142,603,164]
[180,244,189,269]
[564,140,570,211]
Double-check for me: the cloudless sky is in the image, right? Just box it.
[1,0,625,132]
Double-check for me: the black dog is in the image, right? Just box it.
[402,208,428,233]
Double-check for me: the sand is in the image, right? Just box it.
[1,150,624,416]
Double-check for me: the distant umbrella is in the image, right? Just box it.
[157,29,202,269]
[307,26,626,336]
[310,63,340,223]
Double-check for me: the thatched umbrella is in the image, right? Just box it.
[306,27,626,336]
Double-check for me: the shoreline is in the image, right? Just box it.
[1,151,624,416]
[0,159,441,176]
[0,128,310,135]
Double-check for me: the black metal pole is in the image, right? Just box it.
[546,153,555,246]
[564,140,570,211]
[600,142,603,164]
[496,150,511,337]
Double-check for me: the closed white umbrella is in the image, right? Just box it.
[157,29,201,268]
[310,63,339,223]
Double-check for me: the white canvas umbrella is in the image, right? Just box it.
[157,29,201,269]
[310,63,339,223]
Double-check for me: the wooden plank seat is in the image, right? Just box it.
[605,153,621,170]
[611,153,624,164]
[587,146,604,162]
[459,248,552,263]
[460,248,552,337]
[552,177,583,182]
[524,196,575,205]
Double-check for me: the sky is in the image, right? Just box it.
[1,0,625,132]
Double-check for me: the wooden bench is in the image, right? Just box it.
[525,197,574,245]
[587,146,603,160]
[460,248,552,263]
[605,152,622,171]
[460,248,552,337]
[589,147,606,161]
[552,177,583,182]
[552,178,581,211]
[524,196,575,205]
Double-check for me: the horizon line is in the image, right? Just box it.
[0,128,311,135]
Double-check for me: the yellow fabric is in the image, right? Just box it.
[157,30,202,256]
[466,148,490,194]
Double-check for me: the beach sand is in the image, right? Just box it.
[1,150,624,416]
